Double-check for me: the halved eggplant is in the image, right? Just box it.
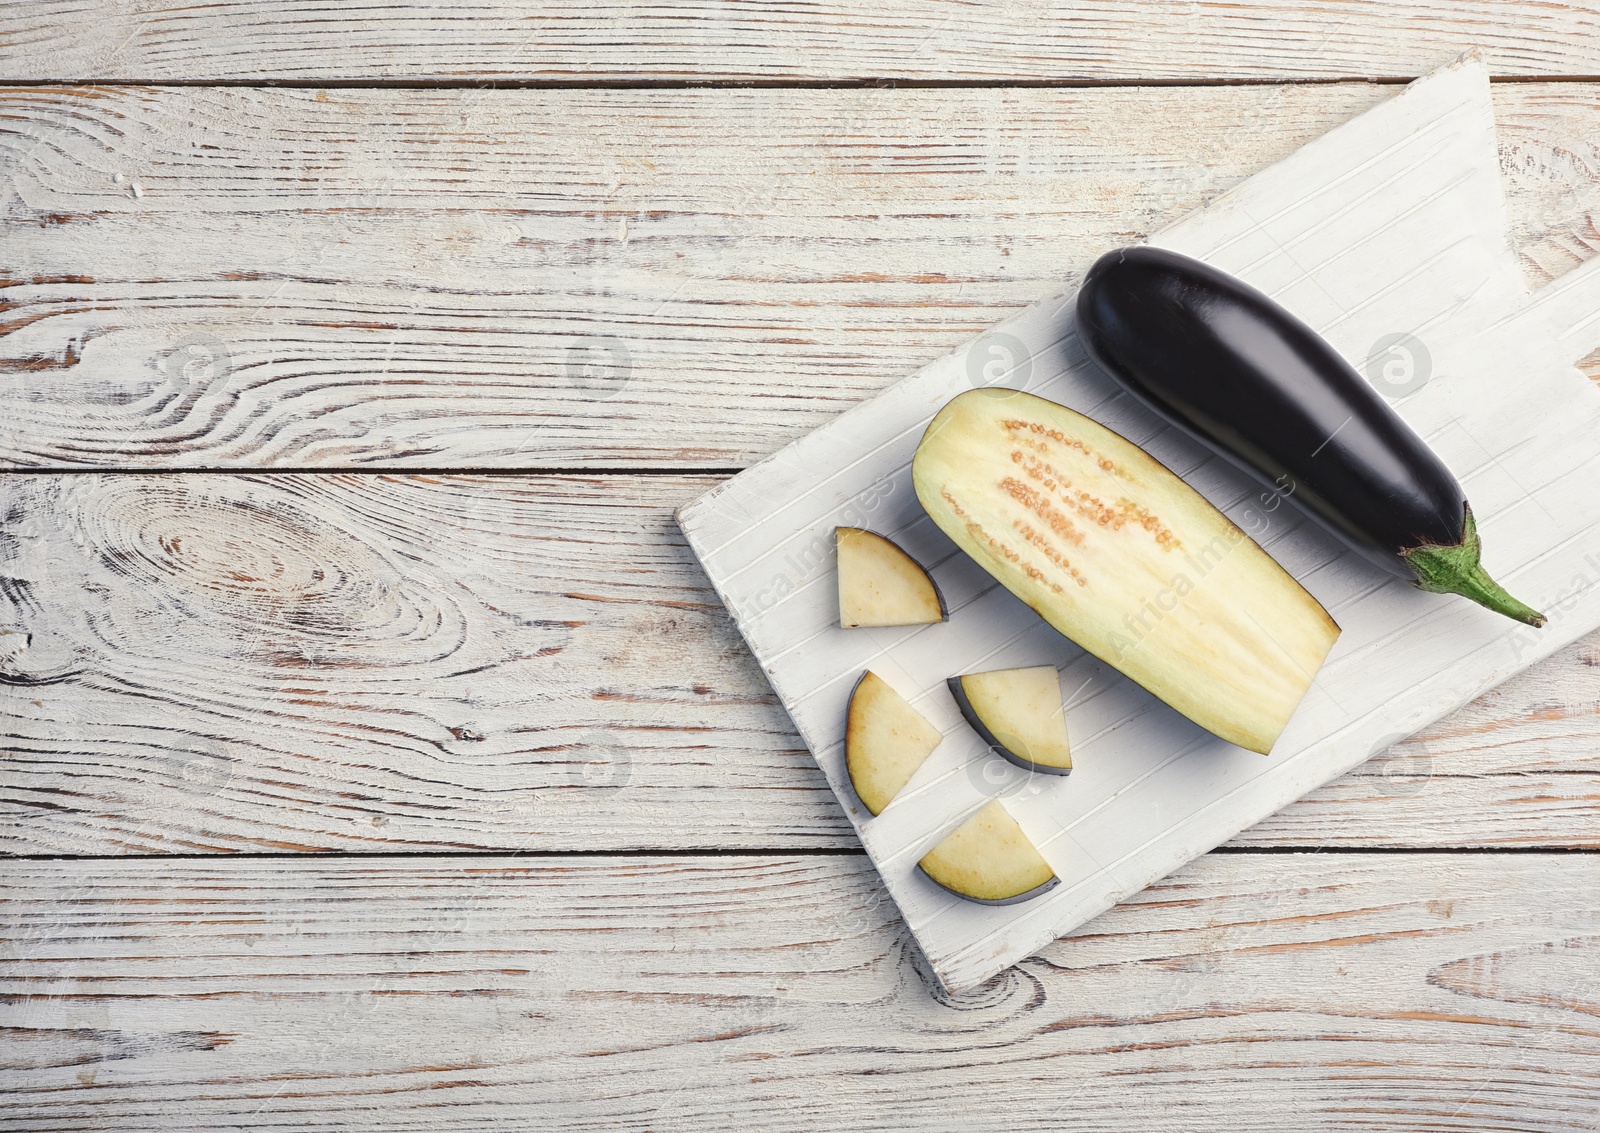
[836,527,947,628]
[913,387,1339,754]
[948,665,1071,775]
[918,799,1058,905]
[845,670,943,816]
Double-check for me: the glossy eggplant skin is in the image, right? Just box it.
[1077,246,1455,575]
[1076,245,1544,627]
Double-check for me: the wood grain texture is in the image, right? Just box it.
[4,2,1600,83]
[6,852,1600,1131]
[4,83,1600,469]
[3,473,1597,855]
[0,473,823,853]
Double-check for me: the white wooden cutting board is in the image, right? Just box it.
[677,54,1600,994]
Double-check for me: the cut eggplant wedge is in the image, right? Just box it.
[918,800,1059,905]
[948,665,1071,775]
[845,671,943,816]
[913,387,1339,754]
[836,527,947,628]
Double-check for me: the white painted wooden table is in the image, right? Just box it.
[4,6,1600,1129]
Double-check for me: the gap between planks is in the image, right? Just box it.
[2,467,750,477]
[0,77,1425,91]
[8,846,1600,862]
[4,75,1600,93]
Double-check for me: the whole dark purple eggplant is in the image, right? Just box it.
[1076,245,1545,627]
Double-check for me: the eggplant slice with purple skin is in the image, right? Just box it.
[948,666,1072,776]
[835,527,947,628]
[1076,245,1545,628]
[845,671,944,816]
[918,799,1059,906]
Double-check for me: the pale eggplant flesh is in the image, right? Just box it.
[836,527,947,628]
[948,666,1072,775]
[913,386,1340,754]
[845,670,944,816]
[1076,245,1545,628]
[918,799,1059,905]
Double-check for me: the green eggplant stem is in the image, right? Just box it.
[1401,506,1546,628]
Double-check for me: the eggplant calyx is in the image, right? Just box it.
[1401,506,1547,628]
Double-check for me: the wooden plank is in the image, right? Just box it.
[3,473,1598,855]
[3,83,1599,469]
[6,851,1600,1130]
[0,473,829,853]
[5,2,1600,83]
